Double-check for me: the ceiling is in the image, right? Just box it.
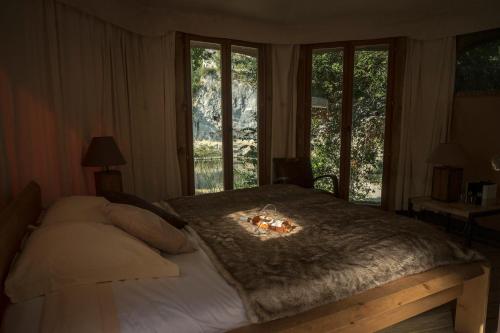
[58,0,500,43]
[134,0,485,25]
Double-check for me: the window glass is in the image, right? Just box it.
[310,48,343,192]
[350,46,389,204]
[191,42,223,194]
[456,37,500,93]
[232,46,259,189]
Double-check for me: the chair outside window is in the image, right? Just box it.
[272,157,339,197]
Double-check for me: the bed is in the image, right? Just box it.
[0,181,490,332]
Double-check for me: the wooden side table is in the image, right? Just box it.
[409,196,500,246]
[94,170,123,196]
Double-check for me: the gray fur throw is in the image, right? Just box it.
[167,185,482,323]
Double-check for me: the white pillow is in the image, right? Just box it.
[42,196,110,226]
[103,203,195,254]
[5,222,179,303]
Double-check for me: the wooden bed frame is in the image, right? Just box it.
[0,182,490,332]
[0,181,41,319]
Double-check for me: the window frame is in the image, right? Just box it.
[297,38,396,208]
[182,34,270,195]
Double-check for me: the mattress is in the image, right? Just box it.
[1,230,250,333]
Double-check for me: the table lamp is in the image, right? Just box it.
[82,136,126,195]
[427,143,466,202]
[492,155,500,172]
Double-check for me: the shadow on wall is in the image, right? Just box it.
[451,94,500,229]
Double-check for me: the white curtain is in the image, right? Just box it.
[271,45,300,159]
[394,37,456,210]
[0,0,181,206]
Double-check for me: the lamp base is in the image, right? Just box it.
[94,170,123,196]
[431,166,463,202]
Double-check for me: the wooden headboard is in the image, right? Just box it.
[0,181,41,318]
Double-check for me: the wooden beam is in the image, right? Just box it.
[258,45,273,185]
[455,263,490,333]
[295,45,312,159]
[230,262,486,333]
[339,45,354,200]
[385,37,407,211]
[222,42,233,190]
[338,286,462,332]
[381,40,396,210]
[174,32,195,195]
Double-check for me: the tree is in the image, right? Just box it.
[311,49,388,202]
[191,48,258,192]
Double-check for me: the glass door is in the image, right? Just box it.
[231,45,259,189]
[310,48,344,192]
[350,46,389,204]
[308,42,392,205]
[189,39,262,194]
[190,41,223,194]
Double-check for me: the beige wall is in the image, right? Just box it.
[451,94,500,229]
[451,94,500,186]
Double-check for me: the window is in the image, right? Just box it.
[189,38,262,194]
[191,42,223,193]
[350,46,389,202]
[310,48,343,191]
[232,46,259,189]
[456,29,500,93]
[307,41,393,205]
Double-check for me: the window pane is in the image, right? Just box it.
[191,42,223,194]
[310,48,343,192]
[350,46,389,203]
[456,37,500,92]
[232,46,259,189]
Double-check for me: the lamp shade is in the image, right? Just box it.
[82,136,126,167]
[427,143,467,167]
[492,155,500,171]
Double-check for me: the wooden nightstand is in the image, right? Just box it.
[94,170,123,196]
[409,196,500,246]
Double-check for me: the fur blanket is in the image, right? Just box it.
[167,185,482,323]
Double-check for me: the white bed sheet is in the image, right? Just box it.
[1,231,249,333]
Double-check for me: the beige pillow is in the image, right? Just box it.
[42,196,110,226]
[103,203,195,254]
[5,222,179,303]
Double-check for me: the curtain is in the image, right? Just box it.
[270,45,300,159]
[394,37,456,210]
[0,0,181,206]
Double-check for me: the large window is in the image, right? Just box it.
[456,29,500,93]
[308,41,393,205]
[189,39,262,194]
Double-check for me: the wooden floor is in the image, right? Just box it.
[379,227,500,333]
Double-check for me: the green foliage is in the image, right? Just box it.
[191,46,389,201]
[191,48,259,193]
[456,38,500,92]
[311,49,388,202]
[310,50,343,194]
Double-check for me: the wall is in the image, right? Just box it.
[451,94,500,229]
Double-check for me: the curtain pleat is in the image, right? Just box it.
[270,45,300,159]
[394,37,456,210]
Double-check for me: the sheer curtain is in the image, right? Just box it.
[0,0,181,205]
[270,45,300,159]
[394,37,456,210]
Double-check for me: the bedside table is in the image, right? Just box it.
[94,170,123,196]
[409,196,500,246]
